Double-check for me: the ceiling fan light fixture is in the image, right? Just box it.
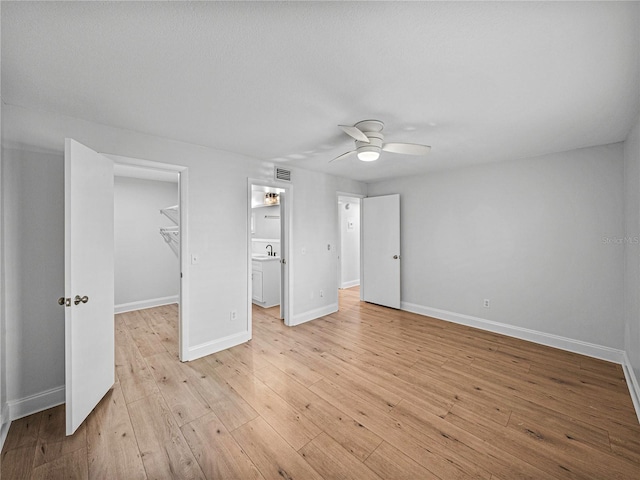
[357,150,380,162]
[356,135,382,162]
[330,119,430,164]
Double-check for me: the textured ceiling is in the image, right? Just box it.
[2,1,639,183]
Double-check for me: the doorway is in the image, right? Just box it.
[248,179,292,330]
[337,193,363,309]
[109,156,189,360]
[113,173,179,318]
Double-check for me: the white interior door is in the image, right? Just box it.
[362,194,401,309]
[64,138,115,435]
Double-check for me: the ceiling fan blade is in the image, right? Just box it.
[329,150,356,163]
[382,142,431,156]
[339,125,370,143]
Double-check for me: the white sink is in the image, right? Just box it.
[252,253,278,260]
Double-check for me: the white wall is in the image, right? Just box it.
[3,148,66,413]
[290,168,365,324]
[339,197,360,288]
[114,176,179,310]
[624,114,640,387]
[1,103,366,416]
[368,144,625,352]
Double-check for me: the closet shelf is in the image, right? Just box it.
[160,204,179,254]
[160,205,179,225]
[160,227,179,245]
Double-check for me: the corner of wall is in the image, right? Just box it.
[0,403,9,451]
[290,303,338,327]
[184,330,251,362]
[622,351,640,423]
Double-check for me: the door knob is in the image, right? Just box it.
[74,295,89,305]
[58,297,71,307]
[393,255,399,259]
[281,258,286,264]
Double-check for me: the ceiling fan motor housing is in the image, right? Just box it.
[355,120,384,161]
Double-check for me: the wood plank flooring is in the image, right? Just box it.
[2,288,640,479]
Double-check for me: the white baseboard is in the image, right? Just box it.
[290,303,338,327]
[184,330,251,362]
[340,280,360,289]
[621,352,640,423]
[0,403,10,452]
[114,295,178,314]
[401,302,626,364]
[8,385,65,421]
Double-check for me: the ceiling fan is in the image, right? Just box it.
[330,120,431,163]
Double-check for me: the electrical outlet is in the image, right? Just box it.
[230,310,237,321]
[320,290,324,298]
[483,299,490,308]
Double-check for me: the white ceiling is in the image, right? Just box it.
[2,1,639,183]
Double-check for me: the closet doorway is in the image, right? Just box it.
[110,156,189,360]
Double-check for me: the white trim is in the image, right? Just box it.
[114,295,178,314]
[8,385,65,421]
[621,352,640,423]
[184,331,251,362]
[340,280,360,289]
[290,303,338,327]
[401,302,626,363]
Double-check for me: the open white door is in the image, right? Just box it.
[362,194,401,309]
[64,139,115,435]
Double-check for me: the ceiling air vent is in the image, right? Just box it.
[274,166,292,182]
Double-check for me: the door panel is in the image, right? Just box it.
[65,138,115,435]
[252,271,263,302]
[362,194,401,309]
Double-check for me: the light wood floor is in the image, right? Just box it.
[2,287,640,479]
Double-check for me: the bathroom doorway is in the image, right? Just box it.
[248,179,292,330]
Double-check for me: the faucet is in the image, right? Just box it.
[266,244,273,256]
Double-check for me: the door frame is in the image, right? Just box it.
[336,192,365,303]
[106,154,189,361]
[247,178,293,330]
